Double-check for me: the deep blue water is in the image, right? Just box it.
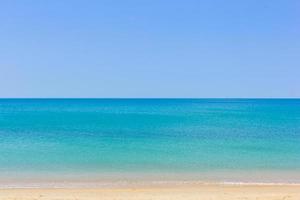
[0,99,299,179]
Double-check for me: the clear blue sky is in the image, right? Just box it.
[0,0,299,98]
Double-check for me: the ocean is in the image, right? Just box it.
[0,99,299,186]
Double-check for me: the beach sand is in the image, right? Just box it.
[0,183,299,200]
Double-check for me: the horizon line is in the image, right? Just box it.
[0,97,299,100]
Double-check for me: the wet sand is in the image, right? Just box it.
[0,183,299,200]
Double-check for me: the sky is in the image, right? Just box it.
[0,0,299,98]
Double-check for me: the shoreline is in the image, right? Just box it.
[1,170,300,189]
[1,180,300,189]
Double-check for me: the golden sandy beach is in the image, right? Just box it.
[0,184,299,200]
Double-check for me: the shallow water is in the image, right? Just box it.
[0,99,299,184]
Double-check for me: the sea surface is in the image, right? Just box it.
[0,99,299,186]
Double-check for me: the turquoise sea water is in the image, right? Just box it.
[0,99,300,184]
